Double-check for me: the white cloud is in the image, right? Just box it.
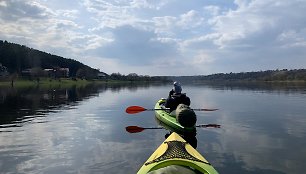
[204,5,220,16]
[153,37,180,44]
[0,0,55,21]
[153,16,177,37]
[192,51,215,64]
[82,0,155,30]
[0,0,306,75]
[209,0,306,49]
[130,0,170,10]
[110,27,177,65]
[0,1,7,7]
[234,0,252,8]
[177,10,205,29]
[277,29,306,48]
[56,9,79,19]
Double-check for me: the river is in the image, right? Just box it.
[0,82,306,174]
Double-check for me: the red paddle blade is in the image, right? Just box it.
[125,126,145,133]
[125,106,147,114]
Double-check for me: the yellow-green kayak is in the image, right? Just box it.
[155,99,196,135]
[137,132,219,174]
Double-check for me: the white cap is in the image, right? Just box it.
[173,81,182,94]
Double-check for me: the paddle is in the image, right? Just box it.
[125,124,221,133]
[125,126,163,133]
[126,106,218,114]
[196,124,221,128]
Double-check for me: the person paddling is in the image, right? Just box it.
[165,81,191,112]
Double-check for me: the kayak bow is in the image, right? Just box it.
[137,132,218,174]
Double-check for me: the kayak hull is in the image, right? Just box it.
[154,99,196,135]
[137,132,219,174]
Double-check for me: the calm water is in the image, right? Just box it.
[0,82,306,174]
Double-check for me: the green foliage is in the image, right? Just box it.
[170,69,306,82]
[0,40,104,79]
[109,72,168,82]
[0,40,167,82]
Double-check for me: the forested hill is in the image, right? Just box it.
[0,40,107,77]
[169,69,306,82]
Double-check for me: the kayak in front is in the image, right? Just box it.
[137,132,219,174]
[155,98,196,135]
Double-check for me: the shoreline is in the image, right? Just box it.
[0,78,166,88]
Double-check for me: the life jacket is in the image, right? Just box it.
[172,93,190,107]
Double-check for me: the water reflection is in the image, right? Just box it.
[1,86,85,127]
[0,82,305,174]
[0,82,166,129]
[191,81,306,94]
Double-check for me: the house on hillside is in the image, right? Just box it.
[56,68,69,77]
[43,69,55,77]
[97,72,108,79]
[21,67,70,78]
[21,69,32,77]
[44,68,69,78]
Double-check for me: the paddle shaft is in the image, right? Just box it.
[125,124,220,133]
[126,106,218,114]
[148,108,217,111]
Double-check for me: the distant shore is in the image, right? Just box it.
[1,78,305,88]
[0,78,164,88]
[0,78,92,88]
[193,79,306,83]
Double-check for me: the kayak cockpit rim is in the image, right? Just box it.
[147,160,214,174]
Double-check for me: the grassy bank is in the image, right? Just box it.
[0,78,162,89]
[0,78,98,88]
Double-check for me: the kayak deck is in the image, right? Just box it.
[154,99,196,135]
[137,132,219,174]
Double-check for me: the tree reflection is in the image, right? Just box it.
[0,82,165,128]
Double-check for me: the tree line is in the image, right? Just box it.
[2,40,304,82]
[0,40,167,82]
[169,69,306,82]
[200,69,306,81]
[0,40,102,79]
[109,72,169,82]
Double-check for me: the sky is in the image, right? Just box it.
[0,0,306,76]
